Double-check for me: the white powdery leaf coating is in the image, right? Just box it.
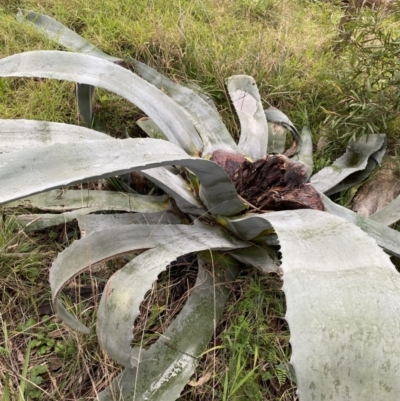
[133,59,239,156]
[98,258,238,401]
[323,194,400,258]
[96,224,248,367]
[0,137,245,216]
[50,222,248,364]
[0,119,109,153]
[142,167,205,215]
[230,89,258,115]
[144,354,195,397]
[226,75,269,160]
[227,209,400,401]
[310,134,386,193]
[0,51,203,155]
[17,9,121,62]
[370,194,400,227]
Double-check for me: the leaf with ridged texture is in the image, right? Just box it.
[224,209,400,400]
[131,59,239,156]
[0,138,245,216]
[310,134,386,193]
[0,119,109,153]
[98,254,240,401]
[4,189,170,212]
[0,51,203,155]
[50,223,248,338]
[370,195,400,226]
[77,212,185,236]
[16,9,121,62]
[142,167,205,215]
[290,126,313,181]
[226,75,268,160]
[76,83,95,125]
[136,117,168,140]
[267,121,286,154]
[322,194,400,257]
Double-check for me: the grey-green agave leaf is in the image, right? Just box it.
[0,138,245,216]
[76,83,95,125]
[0,51,203,155]
[369,194,400,226]
[77,212,185,236]
[4,189,169,212]
[289,126,313,181]
[223,208,400,400]
[226,75,268,160]
[5,189,171,230]
[131,59,239,156]
[17,9,122,62]
[50,223,249,353]
[15,209,130,231]
[142,167,205,215]
[0,119,109,153]
[16,9,116,126]
[267,119,287,154]
[137,117,168,140]
[98,255,240,401]
[228,247,279,273]
[184,81,219,112]
[322,194,400,257]
[310,134,386,193]
[326,135,387,196]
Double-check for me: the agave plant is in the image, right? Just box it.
[1,10,400,401]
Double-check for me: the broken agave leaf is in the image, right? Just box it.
[310,134,386,193]
[5,189,171,230]
[326,135,387,196]
[0,119,109,153]
[226,75,268,161]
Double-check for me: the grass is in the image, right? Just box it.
[0,0,400,400]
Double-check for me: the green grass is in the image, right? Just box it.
[1,0,400,399]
